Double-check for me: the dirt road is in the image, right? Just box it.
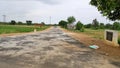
[0,27,119,68]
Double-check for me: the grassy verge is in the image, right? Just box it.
[82,29,105,39]
[0,25,49,34]
[68,28,120,40]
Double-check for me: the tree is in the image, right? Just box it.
[26,20,32,25]
[59,20,68,28]
[18,21,23,25]
[92,19,99,29]
[75,21,83,30]
[67,16,76,24]
[105,23,112,29]
[41,22,45,25]
[10,20,16,25]
[112,22,120,30]
[99,23,105,29]
[90,0,120,21]
[84,23,92,28]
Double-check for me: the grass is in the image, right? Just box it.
[72,28,120,44]
[0,25,49,34]
[83,29,105,39]
[69,28,120,40]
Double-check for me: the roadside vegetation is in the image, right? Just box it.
[0,25,49,34]
[59,16,120,44]
[59,0,120,44]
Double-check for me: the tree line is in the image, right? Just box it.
[0,20,45,25]
[59,16,84,32]
[59,0,120,31]
[59,16,120,31]
[85,19,120,30]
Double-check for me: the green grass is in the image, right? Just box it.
[83,29,105,39]
[70,28,120,40]
[0,25,49,34]
[68,28,105,40]
[68,28,120,44]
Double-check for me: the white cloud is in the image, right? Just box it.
[0,0,113,24]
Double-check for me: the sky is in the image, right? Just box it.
[0,0,113,24]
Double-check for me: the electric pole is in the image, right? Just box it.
[3,15,6,22]
[50,16,51,25]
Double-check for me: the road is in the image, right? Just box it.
[0,27,119,68]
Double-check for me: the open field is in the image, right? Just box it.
[0,25,49,34]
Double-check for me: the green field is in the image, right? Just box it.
[83,29,105,39]
[71,28,120,40]
[0,25,49,34]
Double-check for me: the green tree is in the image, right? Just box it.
[99,23,105,29]
[105,23,112,29]
[84,23,92,28]
[75,21,83,30]
[92,19,99,29]
[90,0,120,21]
[67,16,76,24]
[26,20,32,25]
[59,20,68,28]
[18,21,23,25]
[10,20,16,25]
[112,22,120,30]
[41,22,45,25]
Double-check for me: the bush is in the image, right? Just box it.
[18,21,23,25]
[26,20,32,25]
[99,23,105,29]
[105,23,112,29]
[112,22,120,30]
[80,26,84,32]
[92,19,99,30]
[84,23,92,28]
[76,21,83,30]
[10,20,16,25]
[59,20,68,28]
[118,38,120,45]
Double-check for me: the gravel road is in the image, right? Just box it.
[0,27,119,68]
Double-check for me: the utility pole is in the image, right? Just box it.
[50,16,51,25]
[3,15,6,22]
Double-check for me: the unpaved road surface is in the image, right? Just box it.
[0,27,119,68]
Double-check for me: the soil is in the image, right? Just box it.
[61,28,120,61]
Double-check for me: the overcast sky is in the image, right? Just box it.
[0,0,112,24]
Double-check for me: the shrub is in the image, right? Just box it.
[10,20,16,25]
[26,20,32,25]
[76,21,83,30]
[92,19,99,30]
[80,26,84,32]
[118,38,120,45]
[59,20,68,28]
